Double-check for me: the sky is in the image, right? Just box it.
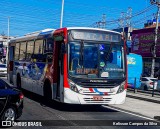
[0,0,157,36]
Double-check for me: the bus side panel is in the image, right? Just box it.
[13,61,47,95]
[8,46,14,83]
[12,61,20,87]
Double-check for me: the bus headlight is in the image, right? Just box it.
[68,80,79,93]
[117,82,125,94]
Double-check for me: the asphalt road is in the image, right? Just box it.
[12,90,159,129]
[0,77,159,129]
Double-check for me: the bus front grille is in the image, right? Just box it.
[77,82,117,88]
[82,91,114,95]
[83,97,112,103]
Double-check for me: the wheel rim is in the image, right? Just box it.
[4,108,15,121]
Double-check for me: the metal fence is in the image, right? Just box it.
[128,77,160,97]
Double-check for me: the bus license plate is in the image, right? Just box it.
[93,96,103,101]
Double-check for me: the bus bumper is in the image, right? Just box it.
[64,88,126,105]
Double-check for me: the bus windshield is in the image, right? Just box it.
[68,41,125,79]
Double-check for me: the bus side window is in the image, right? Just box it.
[26,40,34,61]
[34,39,43,54]
[44,38,54,62]
[19,42,27,61]
[33,39,45,62]
[44,38,54,53]
[14,43,20,60]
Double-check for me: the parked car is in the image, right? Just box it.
[157,80,160,92]
[0,79,23,121]
[140,77,158,90]
[0,64,7,76]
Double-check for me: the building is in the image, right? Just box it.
[131,27,160,78]
[144,19,160,28]
[0,35,13,60]
[0,36,8,59]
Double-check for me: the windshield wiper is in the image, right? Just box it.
[79,40,84,68]
[105,43,113,62]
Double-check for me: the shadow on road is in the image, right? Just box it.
[22,89,118,113]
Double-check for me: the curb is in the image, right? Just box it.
[126,94,160,104]
[154,116,160,121]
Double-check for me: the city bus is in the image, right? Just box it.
[7,27,127,104]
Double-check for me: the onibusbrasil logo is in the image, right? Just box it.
[1,121,42,127]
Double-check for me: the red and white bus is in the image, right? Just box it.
[7,27,127,104]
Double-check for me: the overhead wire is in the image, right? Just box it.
[0,1,157,36]
[90,4,155,29]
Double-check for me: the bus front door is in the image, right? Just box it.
[8,46,14,84]
[56,42,64,102]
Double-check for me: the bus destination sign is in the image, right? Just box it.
[71,30,121,42]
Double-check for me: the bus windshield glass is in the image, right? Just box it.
[68,41,125,79]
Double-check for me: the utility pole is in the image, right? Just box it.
[119,12,125,37]
[150,0,160,77]
[96,21,101,28]
[102,14,106,29]
[126,7,132,28]
[60,0,64,28]
[6,16,10,63]
[126,7,132,41]
[96,14,106,29]
[7,17,10,42]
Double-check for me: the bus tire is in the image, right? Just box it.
[43,80,52,102]
[17,74,21,89]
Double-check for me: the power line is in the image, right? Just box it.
[90,5,155,29]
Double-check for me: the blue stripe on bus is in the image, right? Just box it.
[93,88,103,95]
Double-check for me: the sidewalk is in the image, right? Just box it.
[109,91,160,121]
[127,90,160,104]
[126,90,160,121]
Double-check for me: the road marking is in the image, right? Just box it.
[103,105,155,121]
[0,97,6,99]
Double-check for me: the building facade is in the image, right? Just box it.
[131,27,160,78]
[0,36,8,59]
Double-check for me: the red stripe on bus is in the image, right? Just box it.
[89,88,94,92]
[64,54,69,88]
[63,28,70,88]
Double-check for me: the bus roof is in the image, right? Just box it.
[9,27,121,43]
[66,27,121,35]
[9,28,55,43]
